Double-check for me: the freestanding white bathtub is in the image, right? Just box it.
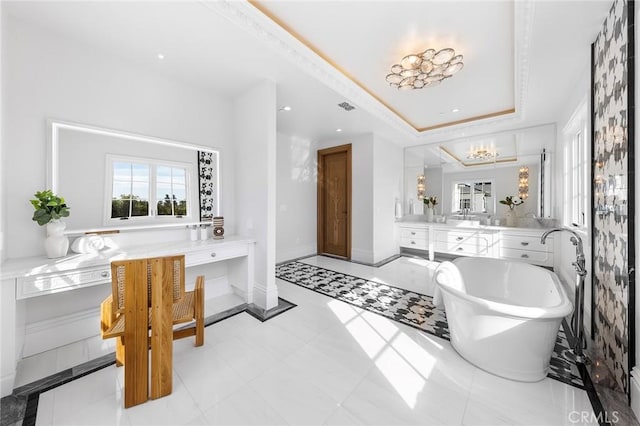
[434,257,573,382]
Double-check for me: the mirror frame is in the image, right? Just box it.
[47,119,221,234]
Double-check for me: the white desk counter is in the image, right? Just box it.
[0,236,256,396]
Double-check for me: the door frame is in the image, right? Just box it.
[317,144,352,259]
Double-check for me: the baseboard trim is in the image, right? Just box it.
[1,372,16,398]
[23,308,100,357]
[276,245,316,264]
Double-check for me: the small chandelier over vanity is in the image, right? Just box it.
[467,147,498,161]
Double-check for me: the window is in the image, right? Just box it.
[106,155,193,223]
[452,181,493,213]
[563,100,589,228]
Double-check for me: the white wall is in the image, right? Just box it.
[2,15,235,259]
[372,134,403,263]
[276,132,317,262]
[233,81,278,310]
[0,14,239,376]
[0,1,5,263]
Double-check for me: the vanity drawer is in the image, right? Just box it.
[499,234,551,252]
[500,248,553,266]
[400,236,428,250]
[434,239,491,256]
[17,266,111,299]
[400,228,428,240]
[185,243,249,266]
[434,230,489,245]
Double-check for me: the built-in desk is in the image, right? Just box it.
[0,236,255,397]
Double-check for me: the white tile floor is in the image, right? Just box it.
[27,256,598,425]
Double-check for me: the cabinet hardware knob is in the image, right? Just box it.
[411,241,416,245]
[100,271,109,278]
[411,232,416,235]
[521,242,529,246]
[211,253,217,258]
[521,254,530,258]
[456,237,463,241]
[457,247,464,251]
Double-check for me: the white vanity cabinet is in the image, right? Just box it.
[396,221,555,267]
[497,230,554,267]
[399,225,429,250]
[432,227,496,257]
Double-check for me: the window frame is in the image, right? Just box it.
[104,154,196,226]
[562,99,589,230]
[451,180,495,214]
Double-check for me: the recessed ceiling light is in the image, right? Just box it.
[157,53,165,60]
[279,106,292,112]
[336,128,343,132]
[452,108,460,113]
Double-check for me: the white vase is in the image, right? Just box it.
[505,210,517,227]
[425,207,434,222]
[45,220,69,258]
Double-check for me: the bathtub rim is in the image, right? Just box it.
[437,261,573,320]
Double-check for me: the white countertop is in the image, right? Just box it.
[396,216,557,232]
[0,235,256,280]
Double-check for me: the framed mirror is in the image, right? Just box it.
[48,120,220,234]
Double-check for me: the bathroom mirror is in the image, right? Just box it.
[47,120,220,233]
[403,123,555,218]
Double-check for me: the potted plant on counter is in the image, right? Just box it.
[423,196,438,222]
[499,195,523,227]
[30,190,71,258]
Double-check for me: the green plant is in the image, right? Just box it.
[30,190,70,226]
[423,196,438,208]
[499,195,524,211]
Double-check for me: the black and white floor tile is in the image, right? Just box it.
[276,260,585,389]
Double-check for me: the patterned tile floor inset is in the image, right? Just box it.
[275,260,585,389]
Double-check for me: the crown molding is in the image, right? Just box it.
[200,0,534,144]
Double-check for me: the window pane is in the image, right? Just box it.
[156,183,172,203]
[112,182,132,200]
[111,199,130,219]
[132,182,149,201]
[156,184,174,216]
[174,200,187,216]
[132,164,149,180]
[172,186,186,200]
[157,166,172,183]
[131,199,149,216]
[113,162,131,180]
[172,168,186,185]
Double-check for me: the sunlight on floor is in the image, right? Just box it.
[327,299,439,409]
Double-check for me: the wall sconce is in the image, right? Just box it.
[417,174,426,200]
[519,166,529,200]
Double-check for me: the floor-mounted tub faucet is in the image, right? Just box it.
[541,227,588,363]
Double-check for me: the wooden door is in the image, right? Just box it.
[317,144,351,259]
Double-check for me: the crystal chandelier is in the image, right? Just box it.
[467,148,498,161]
[386,48,464,90]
